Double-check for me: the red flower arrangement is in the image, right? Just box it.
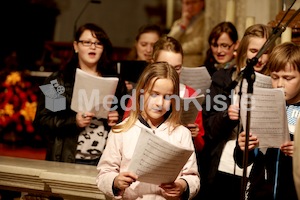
[0,71,38,139]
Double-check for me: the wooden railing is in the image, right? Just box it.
[0,156,106,200]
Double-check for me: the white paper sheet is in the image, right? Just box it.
[180,94,205,124]
[71,68,119,119]
[239,71,272,90]
[128,129,193,185]
[253,72,272,88]
[179,67,211,94]
[240,87,290,148]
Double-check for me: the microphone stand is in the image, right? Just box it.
[239,57,255,200]
[239,7,300,200]
[73,0,101,37]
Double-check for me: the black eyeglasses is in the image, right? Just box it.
[78,40,103,48]
[211,43,234,50]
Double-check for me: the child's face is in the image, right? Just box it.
[136,32,160,62]
[271,63,300,104]
[142,78,174,127]
[74,30,103,69]
[156,50,183,75]
[247,37,268,73]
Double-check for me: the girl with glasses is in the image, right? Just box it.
[34,23,127,165]
[199,24,274,200]
[203,21,239,76]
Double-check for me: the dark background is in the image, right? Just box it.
[0,0,60,71]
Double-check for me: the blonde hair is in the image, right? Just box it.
[236,24,273,74]
[113,62,181,133]
[267,42,300,73]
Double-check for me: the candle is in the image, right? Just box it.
[166,0,174,29]
[117,62,121,74]
[245,17,255,29]
[282,0,287,11]
[281,27,292,43]
[225,0,235,23]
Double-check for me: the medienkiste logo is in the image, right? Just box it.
[39,79,66,112]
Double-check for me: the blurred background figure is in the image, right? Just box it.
[124,24,163,94]
[168,0,205,68]
[127,24,163,62]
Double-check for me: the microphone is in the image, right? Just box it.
[226,5,300,93]
[73,0,102,37]
[224,58,258,94]
[239,2,299,199]
[249,0,298,63]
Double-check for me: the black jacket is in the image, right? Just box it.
[235,145,297,200]
[234,102,300,200]
[34,67,127,163]
[199,67,239,185]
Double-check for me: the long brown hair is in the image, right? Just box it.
[236,24,273,74]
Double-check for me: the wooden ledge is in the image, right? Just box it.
[0,156,105,200]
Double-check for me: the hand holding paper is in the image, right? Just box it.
[128,129,193,185]
[240,87,290,148]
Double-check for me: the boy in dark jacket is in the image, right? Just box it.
[235,42,300,200]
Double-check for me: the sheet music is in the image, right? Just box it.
[240,72,272,89]
[240,87,290,148]
[179,67,211,94]
[254,72,273,88]
[128,129,193,185]
[71,68,119,119]
[180,94,205,124]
